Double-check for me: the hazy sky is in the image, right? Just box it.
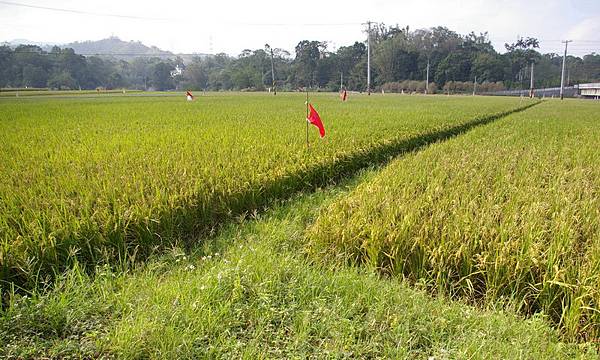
[1,0,599,57]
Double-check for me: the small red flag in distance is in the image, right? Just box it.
[342,89,347,101]
[307,103,325,138]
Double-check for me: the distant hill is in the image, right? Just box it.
[64,36,174,60]
[2,36,209,63]
[64,37,209,62]
[2,39,57,49]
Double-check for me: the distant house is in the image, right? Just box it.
[576,83,600,99]
[170,65,183,78]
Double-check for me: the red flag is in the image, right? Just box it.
[307,103,325,138]
[341,89,347,101]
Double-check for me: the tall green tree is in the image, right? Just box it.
[503,37,541,88]
[0,46,15,87]
[292,40,325,88]
[150,61,174,91]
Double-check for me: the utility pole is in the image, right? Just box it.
[529,61,535,98]
[445,70,449,96]
[266,44,276,95]
[363,20,372,95]
[340,72,343,91]
[473,75,477,96]
[560,40,572,100]
[425,59,430,94]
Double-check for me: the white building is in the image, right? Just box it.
[576,83,600,99]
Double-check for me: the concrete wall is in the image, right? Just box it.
[482,86,577,98]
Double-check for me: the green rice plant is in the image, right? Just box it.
[2,177,593,358]
[0,93,524,290]
[307,99,600,341]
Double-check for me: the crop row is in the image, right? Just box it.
[0,93,524,290]
[307,100,600,340]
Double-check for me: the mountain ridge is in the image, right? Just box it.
[2,36,208,61]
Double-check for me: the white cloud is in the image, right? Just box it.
[566,16,600,41]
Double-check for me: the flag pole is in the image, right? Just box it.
[305,89,309,148]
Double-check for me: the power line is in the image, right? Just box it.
[536,40,600,43]
[4,51,204,56]
[362,20,372,95]
[560,40,572,100]
[7,46,598,57]
[0,0,360,26]
[0,0,171,21]
[492,37,600,42]
[4,49,598,58]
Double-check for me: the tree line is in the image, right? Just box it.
[1,25,599,92]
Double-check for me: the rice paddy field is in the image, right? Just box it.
[308,100,600,341]
[1,92,599,357]
[0,93,523,289]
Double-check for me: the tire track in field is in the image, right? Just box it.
[176,100,542,246]
[1,100,541,291]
